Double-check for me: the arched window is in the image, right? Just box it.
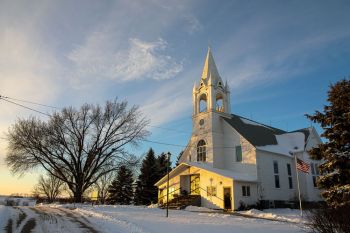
[197,140,206,162]
[216,94,224,112]
[199,94,207,113]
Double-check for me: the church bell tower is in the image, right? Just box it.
[185,47,231,168]
[193,47,231,116]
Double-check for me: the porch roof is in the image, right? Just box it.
[155,162,257,186]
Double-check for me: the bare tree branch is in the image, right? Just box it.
[6,99,149,202]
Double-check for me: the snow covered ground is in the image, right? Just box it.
[0,195,36,206]
[74,205,305,233]
[0,204,308,233]
[238,208,306,223]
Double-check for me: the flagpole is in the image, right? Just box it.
[294,152,303,217]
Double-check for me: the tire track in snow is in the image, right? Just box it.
[10,206,100,233]
[76,208,153,233]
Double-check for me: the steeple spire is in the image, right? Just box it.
[201,47,222,84]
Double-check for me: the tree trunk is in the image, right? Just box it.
[73,182,84,203]
[74,190,83,203]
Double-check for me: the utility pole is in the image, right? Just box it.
[166,152,171,218]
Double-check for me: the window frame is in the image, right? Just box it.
[287,163,293,189]
[197,140,207,162]
[236,145,242,162]
[311,163,319,188]
[242,185,251,197]
[273,161,280,188]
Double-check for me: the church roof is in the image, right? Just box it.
[223,114,286,147]
[223,114,311,156]
[155,161,257,186]
[201,47,223,84]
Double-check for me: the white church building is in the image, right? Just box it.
[155,48,323,210]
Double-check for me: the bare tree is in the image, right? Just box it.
[33,173,64,203]
[94,169,115,204]
[6,100,149,202]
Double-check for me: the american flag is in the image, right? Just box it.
[296,158,310,173]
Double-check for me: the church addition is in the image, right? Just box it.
[155,48,322,210]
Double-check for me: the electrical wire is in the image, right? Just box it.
[0,97,51,117]
[140,139,239,149]
[147,125,190,134]
[0,94,192,135]
[0,95,241,150]
[0,95,59,109]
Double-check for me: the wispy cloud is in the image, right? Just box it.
[185,15,203,34]
[68,35,183,86]
[114,38,183,81]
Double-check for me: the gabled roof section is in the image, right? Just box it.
[223,114,317,156]
[223,114,286,147]
[290,128,310,144]
[201,47,223,84]
[155,162,257,186]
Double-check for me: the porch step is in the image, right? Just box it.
[160,195,201,209]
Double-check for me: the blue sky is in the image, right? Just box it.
[0,0,350,195]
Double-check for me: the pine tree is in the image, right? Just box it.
[175,150,184,166]
[108,165,134,205]
[306,79,350,208]
[134,148,159,205]
[157,152,172,178]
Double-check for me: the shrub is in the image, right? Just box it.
[307,205,350,233]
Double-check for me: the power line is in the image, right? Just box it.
[147,125,190,134]
[0,97,51,117]
[0,95,60,109]
[140,138,239,149]
[1,94,193,135]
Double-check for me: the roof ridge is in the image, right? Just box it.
[231,113,286,133]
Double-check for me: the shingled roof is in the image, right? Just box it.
[223,114,286,147]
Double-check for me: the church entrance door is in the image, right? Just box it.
[223,187,232,210]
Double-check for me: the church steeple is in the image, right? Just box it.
[193,48,231,115]
[201,47,223,86]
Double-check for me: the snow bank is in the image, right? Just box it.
[184,205,216,212]
[0,196,36,206]
[147,204,158,208]
[238,208,305,223]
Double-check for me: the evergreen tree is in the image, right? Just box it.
[134,148,159,205]
[108,165,134,205]
[157,152,172,178]
[306,79,350,208]
[175,150,184,166]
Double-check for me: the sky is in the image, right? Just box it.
[0,0,350,195]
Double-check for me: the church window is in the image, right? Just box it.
[216,94,224,112]
[199,94,207,112]
[197,140,206,162]
[236,146,242,162]
[274,175,280,188]
[287,163,293,189]
[310,163,319,187]
[242,185,250,197]
[273,161,279,173]
[207,186,217,196]
[273,161,280,188]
